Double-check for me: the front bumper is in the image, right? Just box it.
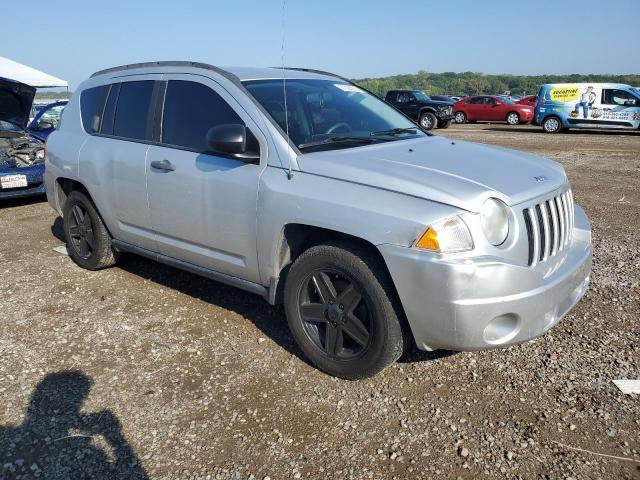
[436,108,454,121]
[0,163,45,199]
[379,205,591,351]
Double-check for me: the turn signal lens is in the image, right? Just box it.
[415,216,474,253]
[416,228,439,250]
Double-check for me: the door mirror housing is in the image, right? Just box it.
[206,124,260,162]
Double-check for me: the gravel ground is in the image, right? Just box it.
[1,124,639,479]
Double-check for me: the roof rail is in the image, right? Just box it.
[90,61,236,80]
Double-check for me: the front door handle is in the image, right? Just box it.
[150,159,176,172]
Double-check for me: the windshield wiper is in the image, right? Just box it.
[369,127,417,137]
[298,136,374,150]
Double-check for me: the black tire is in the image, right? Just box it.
[437,119,452,129]
[506,111,520,125]
[542,115,562,133]
[62,190,118,270]
[284,242,406,379]
[454,111,467,124]
[419,112,437,130]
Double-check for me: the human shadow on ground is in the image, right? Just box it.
[0,370,148,480]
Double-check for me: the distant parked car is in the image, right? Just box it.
[517,95,538,108]
[453,95,534,125]
[0,78,46,199]
[384,89,453,130]
[27,101,68,141]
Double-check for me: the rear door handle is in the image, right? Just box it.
[150,159,176,172]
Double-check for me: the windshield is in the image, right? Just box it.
[242,79,426,151]
[413,91,431,102]
[500,97,515,104]
[0,120,22,132]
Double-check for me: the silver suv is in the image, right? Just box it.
[45,62,592,379]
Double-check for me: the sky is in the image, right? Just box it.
[4,0,639,90]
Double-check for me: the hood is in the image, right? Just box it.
[423,99,453,107]
[0,77,36,129]
[297,136,567,212]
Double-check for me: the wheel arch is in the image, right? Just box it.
[54,177,93,214]
[418,107,437,117]
[270,223,397,306]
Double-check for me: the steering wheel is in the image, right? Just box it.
[325,122,352,135]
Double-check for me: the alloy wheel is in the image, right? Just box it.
[67,204,96,259]
[507,113,519,125]
[454,112,466,123]
[544,117,560,133]
[420,115,433,129]
[298,270,372,359]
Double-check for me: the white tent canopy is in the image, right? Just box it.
[0,56,67,88]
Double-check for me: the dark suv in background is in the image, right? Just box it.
[385,90,453,130]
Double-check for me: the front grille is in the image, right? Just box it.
[523,189,574,267]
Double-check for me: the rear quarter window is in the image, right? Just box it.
[112,81,155,141]
[80,85,110,134]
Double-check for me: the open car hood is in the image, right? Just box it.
[0,77,36,129]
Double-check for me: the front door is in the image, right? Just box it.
[146,76,267,283]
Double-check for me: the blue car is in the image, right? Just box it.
[0,77,48,199]
[27,100,68,142]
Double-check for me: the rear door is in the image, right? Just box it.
[78,78,160,251]
[464,97,485,120]
[145,76,267,283]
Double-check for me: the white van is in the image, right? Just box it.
[534,83,640,133]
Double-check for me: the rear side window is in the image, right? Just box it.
[80,85,109,133]
[161,80,244,152]
[113,81,155,141]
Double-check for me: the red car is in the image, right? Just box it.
[453,95,534,125]
[516,95,538,108]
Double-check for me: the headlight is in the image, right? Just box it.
[416,216,473,253]
[480,198,509,246]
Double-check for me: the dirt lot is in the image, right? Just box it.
[1,124,639,479]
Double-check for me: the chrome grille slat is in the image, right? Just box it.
[522,187,574,267]
[556,196,565,251]
[527,208,540,267]
[540,202,551,261]
[561,193,570,246]
[548,199,559,255]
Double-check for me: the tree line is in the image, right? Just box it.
[353,71,640,97]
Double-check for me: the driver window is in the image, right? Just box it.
[602,89,638,106]
[484,97,497,105]
[397,92,414,103]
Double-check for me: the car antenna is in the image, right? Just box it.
[281,0,293,180]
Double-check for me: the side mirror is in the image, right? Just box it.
[206,124,260,162]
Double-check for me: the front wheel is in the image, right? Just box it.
[454,111,467,124]
[419,112,437,130]
[63,191,118,270]
[542,116,562,133]
[284,242,406,379]
[506,112,520,125]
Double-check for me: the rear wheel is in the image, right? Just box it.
[63,191,117,270]
[542,115,562,133]
[419,112,437,130]
[454,111,467,124]
[284,242,406,379]
[506,111,520,125]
